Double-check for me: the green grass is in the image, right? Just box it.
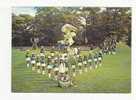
[12,43,131,93]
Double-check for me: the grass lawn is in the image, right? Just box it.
[12,43,131,93]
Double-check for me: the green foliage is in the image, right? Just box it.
[12,14,34,46]
[12,7,131,47]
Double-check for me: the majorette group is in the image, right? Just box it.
[25,38,117,87]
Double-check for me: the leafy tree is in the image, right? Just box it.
[12,7,131,47]
[12,14,34,46]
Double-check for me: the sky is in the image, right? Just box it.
[12,7,36,16]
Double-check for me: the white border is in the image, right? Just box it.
[132,7,136,96]
[11,0,136,7]
[0,3,136,100]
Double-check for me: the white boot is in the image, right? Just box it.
[48,73,51,78]
[42,71,45,75]
[85,68,87,72]
[73,73,76,77]
[79,70,82,74]
[55,75,58,80]
[113,52,116,55]
[32,67,35,71]
[37,69,41,73]
[95,65,98,69]
[27,64,29,68]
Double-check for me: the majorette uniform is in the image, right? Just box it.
[40,56,46,75]
[53,57,59,80]
[47,56,54,78]
[25,50,31,68]
[36,55,41,73]
[94,54,98,68]
[83,56,88,72]
[31,54,36,70]
[78,56,83,74]
[88,54,93,70]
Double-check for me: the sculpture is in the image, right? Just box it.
[61,24,78,47]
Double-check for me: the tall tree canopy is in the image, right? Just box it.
[12,7,131,47]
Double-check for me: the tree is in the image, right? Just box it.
[12,14,34,46]
[12,7,131,47]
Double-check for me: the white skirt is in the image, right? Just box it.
[72,65,76,69]
[51,53,54,56]
[78,63,82,66]
[76,55,80,58]
[88,59,92,62]
[31,60,36,64]
[37,62,41,66]
[94,59,97,62]
[41,63,46,67]
[98,57,102,61]
[83,61,87,64]
[26,57,30,61]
